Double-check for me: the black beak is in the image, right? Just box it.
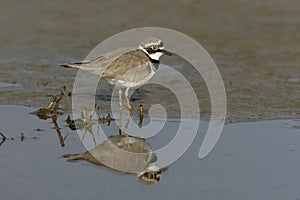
[162,49,172,56]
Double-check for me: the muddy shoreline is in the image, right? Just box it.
[1,0,299,122]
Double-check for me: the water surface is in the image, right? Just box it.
[1,105,300,199]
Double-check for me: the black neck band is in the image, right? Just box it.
[150,58,160,64]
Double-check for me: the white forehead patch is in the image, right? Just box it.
[140,37,163,48]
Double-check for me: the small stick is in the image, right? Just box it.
[47,96,57,109]
[0,132,6,140]
[138,105,144,128]
[20,132,25,141]
[139,105,144,118]
[52,86,65,112]
[61,85,70,103]
[106,113,112,126]
[0,132,7,145]
[52,115,65,147]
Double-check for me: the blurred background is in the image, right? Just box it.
[0,0,299,121]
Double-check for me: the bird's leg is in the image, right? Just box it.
[119,88,123,111]
[125,87,132,113]
[118,88,122,135]
[124,109,130,136]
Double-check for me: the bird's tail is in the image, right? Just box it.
[60,62,90,69]
[60,61,106,75]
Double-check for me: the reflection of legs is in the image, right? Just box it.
[125,87,132,112]
[81,129,96,146]
[118,88,122,135]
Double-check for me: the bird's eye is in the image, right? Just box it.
[151,45,158,51]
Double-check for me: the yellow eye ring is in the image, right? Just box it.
[151,45,158,51]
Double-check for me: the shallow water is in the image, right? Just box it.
[1,105,300,199]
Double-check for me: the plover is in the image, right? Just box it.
[61,37,172,112]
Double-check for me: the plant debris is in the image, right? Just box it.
[31,86,67,120]
[0,132,6,145]
[20,132,25,141]
[66,111,114,131]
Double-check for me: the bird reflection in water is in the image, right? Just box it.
[64,106,165,184]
